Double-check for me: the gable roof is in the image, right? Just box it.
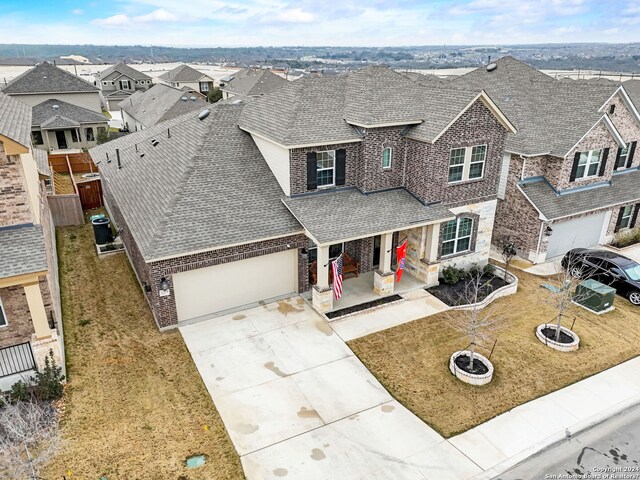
[97,62,151,82]
[32,99,108,129]
[239,65,514,148]
[158,64,211,83]
[91,102,301,262]
[119,84,208,127]
[2,61,99,95]
[451,56,631,157]
[221,68,288,97]
[0,92,32,147]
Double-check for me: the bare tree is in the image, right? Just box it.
[0,396,60,480]
[501,240,518,275]
[450,268,502,372]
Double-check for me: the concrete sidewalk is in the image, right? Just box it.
[450,355,640,479]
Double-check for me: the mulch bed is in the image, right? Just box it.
[454,354,489,375]
[541,326,575,344]
[427,274,508,306]
[325,294,403,319]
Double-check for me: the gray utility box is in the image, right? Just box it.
[574,279,616,313]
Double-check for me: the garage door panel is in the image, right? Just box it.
[547,212,606,259]
[173,250,297,321]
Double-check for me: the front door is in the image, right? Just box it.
[55,130,67,149]
[373,235,381,268]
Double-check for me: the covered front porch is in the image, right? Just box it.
[283,188,455,314]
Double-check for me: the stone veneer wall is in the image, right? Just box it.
[0,148,32,227]
[402,226,438,286]
[0,286,35,348]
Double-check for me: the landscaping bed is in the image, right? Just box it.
[349,266,640,438]
[42,218,242,479]
[427,274,508,306]
[325,294,403,319]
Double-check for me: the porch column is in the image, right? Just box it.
[424,223,441,287]
[312,245,333,313]
[23,282,51,340]
[43,130,51,151]
[374,232,395,296]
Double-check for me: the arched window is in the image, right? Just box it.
[382,146,392,169]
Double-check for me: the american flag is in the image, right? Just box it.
[332,254,343,300]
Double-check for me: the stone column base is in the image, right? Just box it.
[31,330,63,371]
[374,270,395,296]
[312,285,334,313]
[425,262,440,287]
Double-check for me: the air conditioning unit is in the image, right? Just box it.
[574,279,615,313]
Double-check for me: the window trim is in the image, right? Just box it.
[0,296,8,328]
[448,144,487,184]
[85,127,95,142]
[316,150,336,188]
[382,146,392,169]
[620,205,634,229]
[616,146,629,170]
[71,128,80,143]
[31,131,44,145]
[441,217,474,257]
[575,149,602,180]
[120,79,131,90]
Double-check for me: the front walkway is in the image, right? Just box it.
[180,298,481,480]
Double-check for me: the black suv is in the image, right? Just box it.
[561,249,640,306]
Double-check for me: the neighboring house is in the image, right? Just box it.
[96,62,152,111]
[119,83,209,132]
[91,66,515,328]
[2,61,102,113]
[157,65,215,96]
[219,68,288,99]
[31,99,109,151]
[0,93,64,390]
[451,57,640,263]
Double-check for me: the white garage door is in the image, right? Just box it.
[173,250,297,322]
[546,212,607,259]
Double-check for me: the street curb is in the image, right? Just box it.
[466,393,640,480]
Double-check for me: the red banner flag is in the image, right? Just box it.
[396,239,407,283]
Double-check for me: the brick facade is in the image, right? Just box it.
[0,286,35,347]
[0,148,32,227]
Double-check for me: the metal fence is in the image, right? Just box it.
[0,342,36,378]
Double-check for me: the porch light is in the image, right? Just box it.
[301,248,308,259]
[544,226,553,236]
[160,277,169,291]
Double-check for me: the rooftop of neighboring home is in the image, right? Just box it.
[0,224,48,279]
[1,61,99,95]
[158,64,212,83]
[119,83,209,127]
[32,99,108,130]
[92,102,302,261]
[220,68,288,97]
[239,65,514,147]
[0,92,32,148]
[450,56,640,158]
[97,62,152,82]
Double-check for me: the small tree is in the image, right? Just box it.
[207,87,223,103]
[501,239,518,275]
[0,396,61,479]
[96,127,110,145]
[450,267,502,372]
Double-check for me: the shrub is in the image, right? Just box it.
[8,350,65,403]
[613,228,640,248]
[441,265,467,285]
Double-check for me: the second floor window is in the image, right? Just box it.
[620,205,634,229]
[576,149,601,179]
[382,147,392,169]
[71,129,80,143]
[448,145,487,183]
[85,128,95,142]
[317,151,335,187]
[120,80,130,90]
[615,146,630,170]
[200,82,210,92]
[442,217,473,256]
[31,131,43,145]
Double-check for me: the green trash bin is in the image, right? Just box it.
[574,279,615,313]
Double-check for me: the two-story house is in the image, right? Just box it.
[96,62,153,111]
[452,57,640,264]
[157,65,216,96]
[119,83,209,132]
[0,93,64,390]
[91,66,515,328]
[2,61,102,113]
[219,68,288,99]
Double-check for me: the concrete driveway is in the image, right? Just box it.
[180,297,481,480]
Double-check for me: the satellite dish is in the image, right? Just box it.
[198,109,210,121]
[486,63,497,72]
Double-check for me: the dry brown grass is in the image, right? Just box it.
[42,221,243,479]
[349,268,640,438]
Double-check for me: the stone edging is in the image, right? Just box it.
[535,323,580,352]
[449,266,518,311]
[449,350,494,386]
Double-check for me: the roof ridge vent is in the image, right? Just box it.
[486,63,497,72]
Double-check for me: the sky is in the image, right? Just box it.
[1,0,639,47]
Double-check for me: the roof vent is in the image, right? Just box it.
[181,96,188,101]
[151,139,159,147]
[486,63,497,72]
[198,109,210,121]
[190,96,196,101]
[52,104,59,109]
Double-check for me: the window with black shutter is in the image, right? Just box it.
[335,149,346,186]
[631,203,640,229]
[627,141,637,168]
[306,152,317,190]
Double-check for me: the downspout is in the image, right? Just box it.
[535,220,545,263]
[519,154,527,181]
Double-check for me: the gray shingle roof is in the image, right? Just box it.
[2,61,99,94]
[33,148,50,176]
[0,92,32,147]
[282,188,453,245]
[239,65,495,147]
[0,224,48,279]
[519,169,640,221]
[158,65,211,83]
[32,99,108,129]
[97,62,151,81]
[451,56,621,157]
[119,84,208,127]
[91,102,301,262]
[221,69,288,97]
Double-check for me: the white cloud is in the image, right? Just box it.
[135,8,178,22]
[92,8,178,27]
[71,9,84,15]
[277,8,314,23]
[92,14,130,26]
